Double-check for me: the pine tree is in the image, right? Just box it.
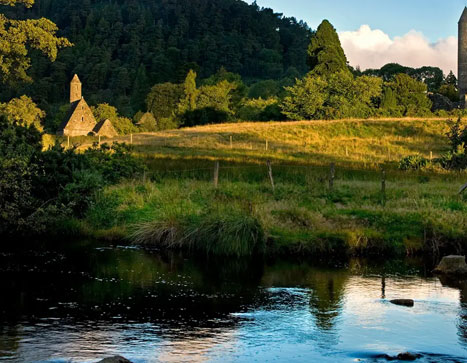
[307,20,348,76]
[444,71,458,87]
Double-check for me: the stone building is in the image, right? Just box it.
[58,74,117,137]
[459,7,467,104]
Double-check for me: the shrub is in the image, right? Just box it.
[130,209,265,257]
[399,155,430,170]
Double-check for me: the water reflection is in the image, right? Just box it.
[0,243,466,362]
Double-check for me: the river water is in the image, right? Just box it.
[0,241,466,362]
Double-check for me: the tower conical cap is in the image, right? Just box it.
[460,7,467,23]
[71,74,81,83]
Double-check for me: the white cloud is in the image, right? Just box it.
[339,25,457,75]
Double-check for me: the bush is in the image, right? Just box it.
[0,116,145,235]
[182,107,231,127]
[130,209,265,257]
[399,155,430,170]
[437,145,467,170]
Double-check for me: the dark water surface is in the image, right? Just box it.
[0,241,466,362]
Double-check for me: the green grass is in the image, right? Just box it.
[68,118,467,257]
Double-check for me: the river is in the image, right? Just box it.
[0,241,466,362]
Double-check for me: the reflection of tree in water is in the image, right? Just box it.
[438,276,467,345]
[0,326,21,360]
[307,270,348,331]
[260,261,349,332]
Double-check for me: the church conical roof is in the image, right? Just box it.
[460,7,467,23]
[71,74,81,83]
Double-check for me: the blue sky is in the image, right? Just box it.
[246,0,463,74]
[247,0,465,41]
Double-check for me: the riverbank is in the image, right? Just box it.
[54,118,467,257]
[59,164,466,257]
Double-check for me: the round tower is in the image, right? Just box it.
[70,74,82,104]
[459,8,467,105]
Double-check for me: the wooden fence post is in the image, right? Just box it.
[130,133,133,144]
[430,151,433,161]
[67,135,70,148]
[381,168,386,206]
[267,160,275,193]
[213,161,220,189]
[329,163,335,191]
[98,135,101,145]
[230,135,233,149]
[345,146,349,157]
[266,140,269,151]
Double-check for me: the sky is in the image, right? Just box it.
[246,0,467,75]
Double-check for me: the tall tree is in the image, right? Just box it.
[307,20,348,76]
[0,0,71,85]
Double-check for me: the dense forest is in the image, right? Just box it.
[0,0,312,115]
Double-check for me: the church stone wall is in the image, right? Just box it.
[62,99,97,136]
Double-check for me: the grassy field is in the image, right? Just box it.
[65,118,467,257]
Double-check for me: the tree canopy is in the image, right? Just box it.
[307,20,348,76]
[1,0,312,115]
[0,0,71,85]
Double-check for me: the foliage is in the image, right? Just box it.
[178,70,198,114]
[145,82,183,129]
[380,87,400,116]
[438,84,459,103]
[0,0,71,85]
[135,112,157,132]
[1,0,312,114]
[92,103,138,135]
[385,74,432,116]
[0,95,45,130]
[248,80,282,99]
[237,97,284,121]
[437,144,467,170]
[364,63,445,92]
[197,81,236,114]
[281,75,327,120]
[437,118,467,170]
[399,155,430,170]
[0,116,145,235]
[307,20,349,76]
[281,70,382,120]
[202,67,247,109]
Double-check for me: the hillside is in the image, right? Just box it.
[103,118,453,169]
[1,0,312,114]
[70,119,467,257]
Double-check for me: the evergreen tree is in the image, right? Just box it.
[179,70,199,113]
[444,71,458,87]
[307,20,348,76]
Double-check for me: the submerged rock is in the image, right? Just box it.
[96,356,132,363]
[380,352,421,361]
[395,352,420,361]
[390,299,414,307]
[433,255,467,276]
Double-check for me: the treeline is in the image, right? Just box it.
[0,0,312,115]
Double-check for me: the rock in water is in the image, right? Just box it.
[433,255,467,276]
[390,299,414,307]
[97,356,132,363]
[396,352,420,361]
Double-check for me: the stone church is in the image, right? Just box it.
[58,74,118,137]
